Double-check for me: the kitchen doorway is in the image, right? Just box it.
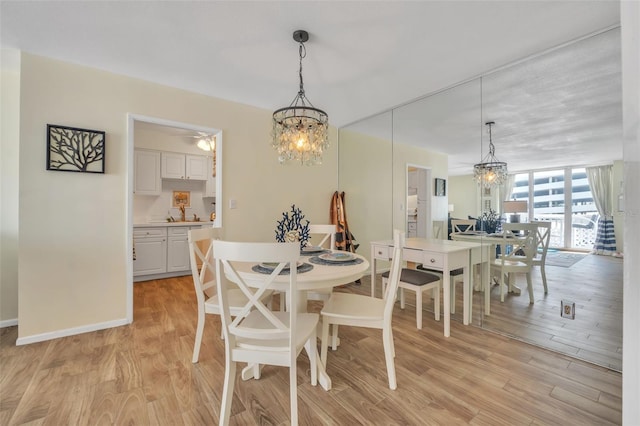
[406,165,432,238]
[126,114,222,321]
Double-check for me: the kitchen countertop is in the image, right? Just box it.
[134,221,214,228]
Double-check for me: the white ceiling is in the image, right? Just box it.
[0,1,622,174]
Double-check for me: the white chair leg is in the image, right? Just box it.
[434,284,440,321]
[500,272,506,302]
[290,358,298,426]
[450,277,456,314]
[400,288,406,309]
[192,310,205,363]
[331,325,339,351]
[484,276,491,316]
[416,288,422,329]
[526,272,534,304]
[220,356,236,425]
[382,325,397,390]
[541,266,548,294]
[320,319,330,366]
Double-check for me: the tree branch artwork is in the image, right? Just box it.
[46,124,106,173]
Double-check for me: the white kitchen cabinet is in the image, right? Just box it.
[408,170,417,195]
[167,226,192,272]
[133,227,167,276]
[134,149,161,195]
[161,152,208,180]
[204,155,216,197]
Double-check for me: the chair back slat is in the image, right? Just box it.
[500,223,537,264]
[383,230,405,319]
[531,221,552,261]
[451,219,477,233]
[308,224,337,250]
[213,240,299,343]
[188,227,220,305]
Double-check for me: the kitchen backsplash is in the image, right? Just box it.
[134,179,215,223]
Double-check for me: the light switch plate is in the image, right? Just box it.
[561,300,576,319]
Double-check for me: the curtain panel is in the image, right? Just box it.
[586,165,617,255]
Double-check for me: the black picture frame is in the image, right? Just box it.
[435,178,446,196]
[46,124,106,173]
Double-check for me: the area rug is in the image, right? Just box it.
[545,251,588,267]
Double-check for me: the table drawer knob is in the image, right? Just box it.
[429,258,436,263]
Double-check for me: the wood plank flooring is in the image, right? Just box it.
[1,268,622,425]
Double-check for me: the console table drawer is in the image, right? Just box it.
[421,252,444,268]
[372,245,390,260]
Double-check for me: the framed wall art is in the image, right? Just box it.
[435,178,446,197]
[46,124,105,173]
[172,191,191,208]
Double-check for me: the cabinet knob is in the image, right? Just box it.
[429,258,436,263]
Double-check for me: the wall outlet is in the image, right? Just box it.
[561,300,576,319]
[229,199,237,209]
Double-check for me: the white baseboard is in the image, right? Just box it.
[0,318,18,328]
[15,318,131,346]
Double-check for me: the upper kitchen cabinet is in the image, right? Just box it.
[204,156,216,198]
[161,152,208,180]
[134,149,161,195]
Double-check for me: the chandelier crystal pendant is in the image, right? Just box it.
[473,121,508,188]
[272,30,329,165]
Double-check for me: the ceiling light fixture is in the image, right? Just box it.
[473,121,508,187]
[195,134,216,177]
[272,30,329,165]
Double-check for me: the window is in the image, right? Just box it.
[511,167,598,250]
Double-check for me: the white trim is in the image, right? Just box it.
[0,318,18,328]
[15,318,130,346]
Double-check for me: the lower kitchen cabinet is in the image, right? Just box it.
[167,227,191,272]
[134,225,204,281]
[133,227,167,276]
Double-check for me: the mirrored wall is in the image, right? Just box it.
[338,27,623,370]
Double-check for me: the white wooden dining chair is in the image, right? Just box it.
[320,229,404,390]
[187,227,273,364]
[213,240,319,426]
[530,221,552,294]
[382,264,441,330]
[490,223,537,303]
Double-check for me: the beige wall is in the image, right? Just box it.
[338,127,449,266]
[1,49,20,325]
[448,175,478,220]
[12,52,337,342]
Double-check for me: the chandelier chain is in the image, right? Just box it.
[298,42,306,96]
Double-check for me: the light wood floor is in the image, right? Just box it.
[476,253,623,372]
[396,252,623,372]
[1,270,622,425]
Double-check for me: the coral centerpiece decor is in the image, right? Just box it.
[275,205,310,249]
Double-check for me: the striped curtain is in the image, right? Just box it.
[586,165,617,255]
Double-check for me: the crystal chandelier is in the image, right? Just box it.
[272,30,329,165]
[473,121,507,187]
